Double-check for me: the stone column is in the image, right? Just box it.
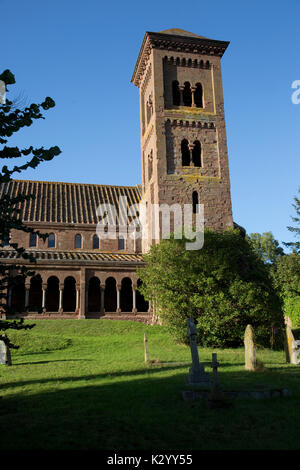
[25,285,30,312]
[116,284,121,313]
[59,284,64,314]
[42,284,47,312]
[78,280,86,319]
[191,86,196,107]
[75,287,80,314]
[100,286,105,314]
[132,283,137,314]
[179,85,184,106]
[188,143,195,166]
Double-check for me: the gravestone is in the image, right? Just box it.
[244,325,256,371]
[187,318,211,387]
[144,333,149,363]
[285,326,300,364]
[0,340,12,366]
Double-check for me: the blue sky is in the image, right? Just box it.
[1,0,299,248]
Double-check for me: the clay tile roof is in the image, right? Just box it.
[0,249,144,263]
[0,179,142,225]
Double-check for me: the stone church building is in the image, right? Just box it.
[0,28,234,321]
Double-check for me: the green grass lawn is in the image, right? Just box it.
[0,319,300,451]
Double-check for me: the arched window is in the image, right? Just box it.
[192,191,199,214]
[172,80,180,106]
[29,232,37,247]
[118,235,125,250]
[194,83,203,108]
[183,82,192,106]
[192,141,202,167]
[75,234,82,249]
[48,233,55,248]
[181,139,190,166]
[93,234,99,249]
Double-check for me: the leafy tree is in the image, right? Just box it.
[284,187,300,253]
[247,231,284,264]
[0,69,61,349]
[272,252,300,326]
[137,228,283,348]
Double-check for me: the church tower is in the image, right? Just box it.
[131,29,233,251]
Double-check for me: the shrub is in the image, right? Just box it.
[138,228,284,348]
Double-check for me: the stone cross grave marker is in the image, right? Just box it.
[0,340,12,366]
[187,318,211,388]
[244,324,256,371]
[285,326,300,364]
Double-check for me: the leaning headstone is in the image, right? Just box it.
[285,326,300,364]
[187,318,211,388]
[244,325,256,371]
[0,340,12,366]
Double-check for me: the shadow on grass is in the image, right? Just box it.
[0,363,189,391]
[13,359,88,366]
[0,366,300,451]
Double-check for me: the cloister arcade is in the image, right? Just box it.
[8,271,149,317]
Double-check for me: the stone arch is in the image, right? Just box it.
[194,83,203,108]
[29,275,42,311]
[172,80,180,106]
[88,276,101,313]
[104,277,117,313]
[192,140,202,167]
[11,275,25,313]
[183,82,192,106]
[46,276,59,312]
[120,277,133,312]
[63,276,76,312]
[181,139,190,166]
[136,279,149,312]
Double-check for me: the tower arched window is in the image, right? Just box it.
[172,80,180,106]
[181,139,190,166]
[192,191,199,214]
[194,83,203,108]
[192,140,202,167]
[183,82,192,107]
[48,233,55,248]
[93,234,99,249]
[75,234,82,249]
